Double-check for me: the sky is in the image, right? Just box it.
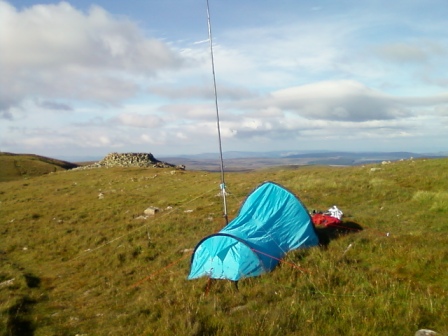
[1,0,448,160]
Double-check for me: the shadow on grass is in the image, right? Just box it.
[6,297,37,336]
[315,221,363,248]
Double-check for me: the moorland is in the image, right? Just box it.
[0,152,447,335]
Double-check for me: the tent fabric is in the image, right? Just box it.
[188,181,319,281]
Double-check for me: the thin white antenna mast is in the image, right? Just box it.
[206,0,228,224]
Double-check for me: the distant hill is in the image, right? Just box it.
[3,150,447,180]
[56,150,448,168]
[159,150,448,171]
[0,152,80,182]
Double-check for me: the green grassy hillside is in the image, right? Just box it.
[0,152,79,182]
[0,158,447,335]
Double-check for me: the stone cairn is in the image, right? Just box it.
[72,152,185,170]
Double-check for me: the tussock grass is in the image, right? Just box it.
[413,190,448,213]
[1,158,447,335]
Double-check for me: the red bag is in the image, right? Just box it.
[312,213,342,227]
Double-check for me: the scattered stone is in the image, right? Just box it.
[415,329,438,336]
[184,209,193,213]
[0,278,15,288]
[230,305,248,314]
[370,168,382,172]
[144,207,159,216]
[98,192,104,199]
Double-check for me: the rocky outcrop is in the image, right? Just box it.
[72,152,185,170]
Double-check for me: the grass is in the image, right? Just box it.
[0,152,79,182]
[0,156,447,335]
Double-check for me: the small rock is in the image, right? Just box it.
[230,305,248,313]
[144,207,159,216]
[0,278,15,288]
[415,329,438,336]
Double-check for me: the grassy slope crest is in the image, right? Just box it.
[0,152,79,182]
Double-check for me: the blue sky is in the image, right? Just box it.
[1,0,447,159]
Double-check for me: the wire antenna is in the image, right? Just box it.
[206,0,228,224]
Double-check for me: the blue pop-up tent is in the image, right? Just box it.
[188,182,319,281]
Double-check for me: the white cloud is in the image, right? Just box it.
[149,83,257,101]
[0,1,185,115]
[1,0,448,157]
[376,43,428,63]
[238,80,410,122]
[434,105,448,116]
[114,113,163,128]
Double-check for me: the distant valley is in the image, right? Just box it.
[6,150,448,173]
[158,150,448,171]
